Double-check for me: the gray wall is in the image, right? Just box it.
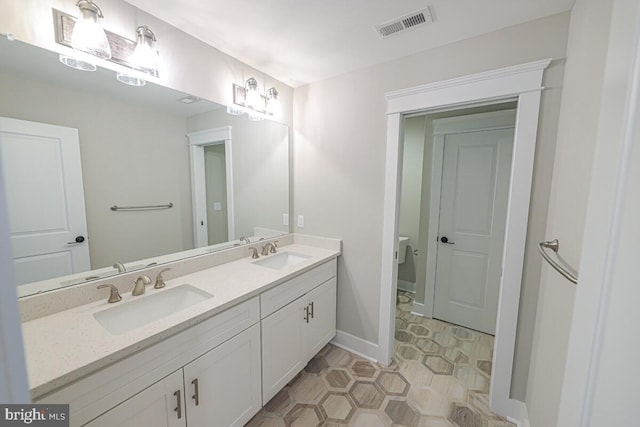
[293,12,569,400]
[398,116,425,284]
[204,144,228,244]
[0,70,193,269]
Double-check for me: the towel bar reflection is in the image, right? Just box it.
[538,239,578,284]
[110,202,173,211]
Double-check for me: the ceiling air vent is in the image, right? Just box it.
[376,7,434,38]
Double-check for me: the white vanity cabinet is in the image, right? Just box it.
[261,260,337,403]
[36,297,261,427]
[86,324,261,427]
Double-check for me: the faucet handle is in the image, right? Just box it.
[271,241,279,253]
[97,284,122,303]
[248,247,259,259]
[155,268,171,289]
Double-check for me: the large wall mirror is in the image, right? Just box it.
[0,38,290,297]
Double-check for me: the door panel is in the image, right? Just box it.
[306,278,337,358]
[184,324,261,427]
[261,296,306,404]
[434,127,513,335]
[0,117,90,285]
[85,370,185,427]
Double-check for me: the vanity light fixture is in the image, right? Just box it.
[59,0,111,72]
[229,79,280,119]
[116,26,159,86]
[266,87,281,117]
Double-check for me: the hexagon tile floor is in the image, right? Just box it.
[246,291,515,427]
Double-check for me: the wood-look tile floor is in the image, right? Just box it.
[246,291,515,426]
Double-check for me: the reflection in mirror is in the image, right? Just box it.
[0,38,290,297]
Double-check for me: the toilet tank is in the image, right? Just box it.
[398,236,409,264]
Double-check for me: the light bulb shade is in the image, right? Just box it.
[70,1,111,60]
[59,52,97,72]
[116,71,146,86]
[266,87,281,116]
[245,78,263,110]
[226,106,245,116]
[248,111,264,121]
[130,26,159,75]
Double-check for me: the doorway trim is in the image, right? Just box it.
[379,59,551,422]
[187,126,235,247]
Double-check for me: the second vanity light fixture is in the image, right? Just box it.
[229,78,281,120]
[56,1,160,86]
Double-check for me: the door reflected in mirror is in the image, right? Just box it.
[0,38,290,297]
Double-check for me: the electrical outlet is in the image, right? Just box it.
[297,215,305,228]
[282,213,289,226]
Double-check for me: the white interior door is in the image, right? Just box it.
[433,126,514,335]
[0,117,90,285]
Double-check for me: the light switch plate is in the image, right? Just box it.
[282,213,289,226]
[297,215,304,228]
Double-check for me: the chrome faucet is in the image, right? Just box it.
[240,236,251,244]
[132,275,152,296]
[113,262,126,273]
[97,284,122,303]
[261,241,278,256]
[154,268,171,289]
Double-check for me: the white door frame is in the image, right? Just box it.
[422,110,517,319]
[379,59,550,422]
[187,126,235,247]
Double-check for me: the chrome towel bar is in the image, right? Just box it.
[110,202,173,211]
[538,239,578,284]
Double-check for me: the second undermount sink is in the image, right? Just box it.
[253,251,312,270]
[93,285,213,335]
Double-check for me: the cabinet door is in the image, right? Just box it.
[183,323,261,427]
[261,296,307,404]
[306,278,337,359]
[85,370,185,427]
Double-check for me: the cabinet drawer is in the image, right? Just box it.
[37,297,259,427]
[260,259,336,319]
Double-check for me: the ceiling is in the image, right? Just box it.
[123,0,576,88]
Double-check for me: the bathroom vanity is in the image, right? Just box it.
[20,235,340,427]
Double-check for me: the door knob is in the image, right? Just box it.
[67,235,85,244]
[440,236,455,244]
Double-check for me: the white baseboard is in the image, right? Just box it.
[506,401,529,427]
[411,301,427,316]
[331,330,379,363]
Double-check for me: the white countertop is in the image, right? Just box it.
[22,242,340,399]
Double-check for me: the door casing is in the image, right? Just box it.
[187,126,235,248]
[380,59,551,422]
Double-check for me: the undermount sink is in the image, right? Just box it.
[252,251,312,270]
[93,285,213,335]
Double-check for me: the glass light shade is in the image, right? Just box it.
[71,1,111,59]
[130,26,159,75]
[226,106,245,116]
[248,111,264,121]
[266,87,281,117]
[245,78,262,110]
[116,71,146,86]
[58,52,97,72]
